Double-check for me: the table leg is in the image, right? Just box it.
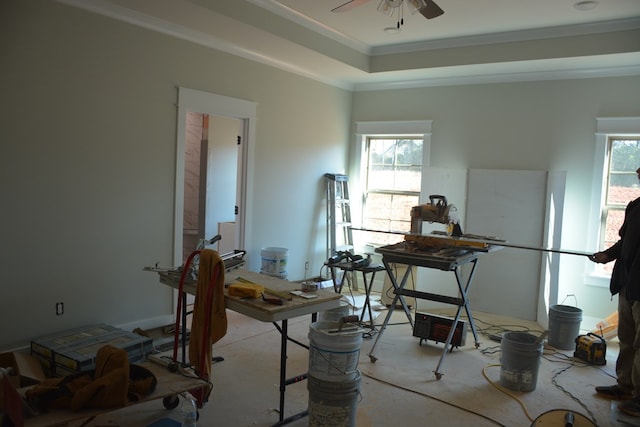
[328,265,341,293]
[278,319,287,422]
[270,318,312,427]
[359,270,376,330]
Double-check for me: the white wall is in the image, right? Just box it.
[351,78,640,325]
[0,0,351,350]
[1,0,638,350]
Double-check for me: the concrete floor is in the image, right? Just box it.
[66,293,636,427]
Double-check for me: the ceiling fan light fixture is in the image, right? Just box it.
[377,0,395,16]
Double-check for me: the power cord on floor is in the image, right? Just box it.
[481,348,601,427]
[550,363,599,427]
[360,370,508,427]
[482,364,536,423]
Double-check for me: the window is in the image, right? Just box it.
[352,120,432,250]
[596,137,640,274]
[361,137,423,245]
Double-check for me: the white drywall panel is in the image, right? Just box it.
[465,169,548,321]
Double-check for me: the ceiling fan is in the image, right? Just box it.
[332,0,444,20]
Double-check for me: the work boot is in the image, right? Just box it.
[619,398,640,417]
[595,384,633,400]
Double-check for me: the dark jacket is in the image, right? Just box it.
[605,197,640,299]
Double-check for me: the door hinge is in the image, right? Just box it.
[235,205,239,215]
[237,136,241,145]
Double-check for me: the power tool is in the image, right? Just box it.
[574,332,606,365]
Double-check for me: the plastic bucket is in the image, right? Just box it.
[500,331,543,392]
[548,304,582,350]
[308,321,362,382]
[260,247,288,279]
[308,371,360,427]
[318,302,351,323]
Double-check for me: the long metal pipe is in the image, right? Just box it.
[350,227,594,258]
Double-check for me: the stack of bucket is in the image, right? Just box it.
[307,312,362,427]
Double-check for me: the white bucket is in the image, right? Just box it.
[308,321,362,382]
[260,247,288,279]
[500,331,543,392]
[548,304,583,350]
[318,301,351,323]
[308,370,360,427]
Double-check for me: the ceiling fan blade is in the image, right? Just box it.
[331,0,373,13]
[419,0,444,19]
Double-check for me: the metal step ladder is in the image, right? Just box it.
[325,173,354,259]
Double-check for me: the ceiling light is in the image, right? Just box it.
[377,0,401,16]
[378,0,427,30]
[573,1,598,11]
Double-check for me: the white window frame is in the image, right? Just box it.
[350,121,432,252]
[586,117,640,287]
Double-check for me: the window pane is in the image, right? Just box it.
[610,139,640,171]
[598,209,625,274]
[368,138,423,192]
[596,135,640,277]
[389,194,419,221]
[604,209,624,248]
[361,136,423,245]
[365,193,393,219]
[607,139,640,204]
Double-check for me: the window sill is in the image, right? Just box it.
[584,272,611,288]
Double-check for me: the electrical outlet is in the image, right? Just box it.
[305,261,310,271]
[56,302,64,316]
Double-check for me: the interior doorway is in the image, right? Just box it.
[182,112,242,260]
[174,87,257,267]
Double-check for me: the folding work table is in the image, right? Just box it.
[157,268,342,426]
[368,241,500,380]
[327,261,386,332]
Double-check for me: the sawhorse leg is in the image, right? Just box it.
[368,260,413,362]
[432,259,480,380]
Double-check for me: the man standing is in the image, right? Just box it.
[592,167,640,417]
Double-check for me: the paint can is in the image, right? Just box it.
[308,321,362,382]
[317,301,351,323]
[308,370,360,427]
[500,331,543,392]
[548,304,582,350]
[260,247,288,279]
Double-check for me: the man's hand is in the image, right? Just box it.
[589,252,611,263]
